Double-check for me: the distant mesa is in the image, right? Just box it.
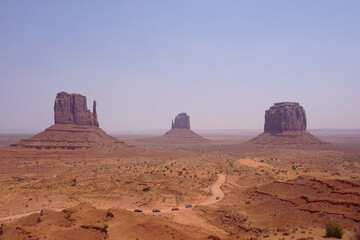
[129,113,210,145]
[11,92,129,150]
[171,112,190,129]
[250,102,326,145]
[162,113,210,143]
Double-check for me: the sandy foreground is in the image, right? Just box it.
[0,133,359,239]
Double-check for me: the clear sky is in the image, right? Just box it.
[0,1,359,132]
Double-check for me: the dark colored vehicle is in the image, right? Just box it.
[171,208,180,211]
[216,196,220,200]
[152,209,161,213]
[134,209,143,213]
[185,204,193,208]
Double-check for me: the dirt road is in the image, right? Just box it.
[0,174,227,221]
[138,174,226,213]
[0,208,63,222]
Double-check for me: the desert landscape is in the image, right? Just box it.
[0,93,359,240]
[1,2,359,239]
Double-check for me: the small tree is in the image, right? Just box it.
[325,221,343,239]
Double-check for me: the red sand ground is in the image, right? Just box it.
[0,132,359,239]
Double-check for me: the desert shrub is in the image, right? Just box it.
[106,210,114,218]
[325,221,343,239]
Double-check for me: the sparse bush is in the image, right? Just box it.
[325,221,343,239]
[106,211,114,218]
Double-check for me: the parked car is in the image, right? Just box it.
[134,209,143,213]
[171,208,180,211]
[185,204,193,208]
[152,209,161,213]
[216,196,220,200]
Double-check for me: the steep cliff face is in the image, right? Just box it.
[264,102,306,133]
[171,113,190,129]
[249,102,326,145]
[54,92,99,127]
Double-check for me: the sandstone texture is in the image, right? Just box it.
[12,92,129,150]
[250,102,326,145]
[171,113,190,129]
[264,102,306,133]
[54,92,99,127]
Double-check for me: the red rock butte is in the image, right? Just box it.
[54,91,99,127]
[129,113,210,145]
[161,113,210,144]
[11,92,129,150]
[250,102,326,145]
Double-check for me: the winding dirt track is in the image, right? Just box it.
[0,174,226,221]
[0,208,63,222]
[139,174,226,214]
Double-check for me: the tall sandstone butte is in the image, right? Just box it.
[162,112,209,144]
[264,102,306,133]
[54,92,99,127]
[250,102,326,145]
[171,112,190,129]
[12,91,128,150]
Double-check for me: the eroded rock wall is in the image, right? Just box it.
[264,102,306,133]
[171,113,190,129]
[54,92,99,127]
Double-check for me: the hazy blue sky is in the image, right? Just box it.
[1,1,359,132]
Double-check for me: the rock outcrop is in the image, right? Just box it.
[163,113,209,144]
[128,113,210,145]
[54,92,99,127]
[12,92,129,150]
[250,102,326,146]
[264,102,306,133]
[171,113,190,129]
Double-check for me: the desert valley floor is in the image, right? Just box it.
[0,131,359,240]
